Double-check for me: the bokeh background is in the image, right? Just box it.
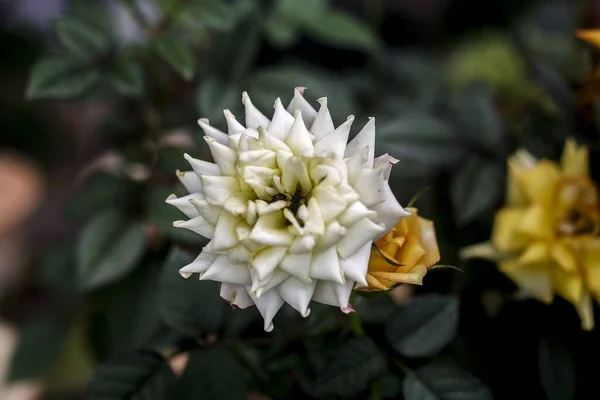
[1,0,599,399]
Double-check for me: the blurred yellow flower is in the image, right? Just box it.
[361,208,440,291]
[462,139,600,330]
[576,30,600,48]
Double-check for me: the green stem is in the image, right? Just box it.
[368,378,382,400]
[393,358,412,374]
[348,292,365,336]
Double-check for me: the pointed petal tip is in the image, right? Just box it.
[341,304,355,314]
[172,220,184,228]
[179,269,193,279]
[165,193,177,202]
[265,322,274,332]
[301,308,311,318]
[316,97,327,104]
[197,118,209,126]
[241,91,249,103]
[294,86,306,95]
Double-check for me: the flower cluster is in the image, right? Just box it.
[462,140,600,329]
[167,88,410,331]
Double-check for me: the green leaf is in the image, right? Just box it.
[9,314,69,381]
[354,293,398,324]
[454,85,507,154]
[177,348,247,399]
[539,337,576,400]
[403,364,492,400]
[77,209,146,291]
[215,15,261,79]
[88,259,164,362]
[316,336,387,397]
[380,373,402,399]
[107,55,144,97]
[303,11,380,53]
[377,114,464,178]
[387,52,448,110]
[148,186,204,243]
[276,0,327,23]
[39,242,77,295]
[86,351,177,399]
[447,31,529,95]
[196,78,242,122]
[248,64,356,119]
[66,172,137,222]
[67,0,114,35]
[26,56,100,99]
[188,0,237,31]
[54,17,110,59]
[156,147,193,173]
[515,2,582,78]
[385,295,459,358]
[450,157,504,226]
[158,247,226,336]
[155,36,196,81]
[263,15,300,48]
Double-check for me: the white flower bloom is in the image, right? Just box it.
[167,88,409,331]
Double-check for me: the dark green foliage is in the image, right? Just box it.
[386,295,460,358]
[85,351,177,399]
[8,314,70,382]
[158,247,226,336]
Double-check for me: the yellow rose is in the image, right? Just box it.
[361,208,440,291]
[462,139,600,330]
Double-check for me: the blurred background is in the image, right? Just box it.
[1,0,599,399]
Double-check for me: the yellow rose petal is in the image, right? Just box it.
[459,241,505,261]
[394,218,410,236]
[575,291,594,331]
[381,240,400,258]
[517,205,554,240]
[491,208,529,252]
[394,235,426,271]
[368,249,400,273]
[583,238,600,295]
[551,268,583,306]
[366,274,390,290]
[517,242,550,265]
[521,161,560,207]
[560,138,589,178]
[499,260,553,304]
[506,154,532,206]
[370,266,427,285]
[419,217,441,267]
[550,240,577,272]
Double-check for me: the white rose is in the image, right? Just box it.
[167,88,409,331]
